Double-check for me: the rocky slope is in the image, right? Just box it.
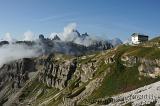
[0,37,160,106]
[108,80,160,106]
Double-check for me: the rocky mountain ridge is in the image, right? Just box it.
[0,42,159,106]
[0,37,160,106]
[0,34,114,56]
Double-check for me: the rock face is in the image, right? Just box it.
[0,58,36,106]
[38,54,77,89]
[0,41,9,46]
[79,61,97,82]
[52,35,61,41]
[36,34,113,56]
[121,55,160,78]
[0,58,36,90]
[0,54,79,105]
[0,52,107,106]
[61,78,103,106]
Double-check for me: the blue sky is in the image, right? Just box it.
[0,0,160,41]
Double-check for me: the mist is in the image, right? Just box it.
[0,44,41,67]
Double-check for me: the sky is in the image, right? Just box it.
[0,0,160,41]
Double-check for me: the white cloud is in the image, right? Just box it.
[3,32,13,42]
[0,44,41,67]
[58,23,78,41]
[23,30,34,41]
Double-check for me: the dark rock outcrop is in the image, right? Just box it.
[0,58,36,90]
[38,55,77,89]
[52,35,61,40]
[121,55,160,78]
[0,41,9,46]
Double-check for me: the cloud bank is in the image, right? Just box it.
[0,44,41,67]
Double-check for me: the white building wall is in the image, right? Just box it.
[131,36,139,44]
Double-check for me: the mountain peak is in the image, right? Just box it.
[52,35,61,41]
[72,29,81,37]
[81,32,89,40]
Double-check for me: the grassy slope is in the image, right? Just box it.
[85,45,160,102]
[19,79,60,105]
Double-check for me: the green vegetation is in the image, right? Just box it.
[68,76,81,91]
[127,47,160,59]
[95,61,109,76]
[66,86,86,98]
[78,55,96,64]
[116,45,160,59]
[19,79,43,102]
[125,103,132,106]
[19,79,59,105]
[96,64,159,97]
[86,45,160,102]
